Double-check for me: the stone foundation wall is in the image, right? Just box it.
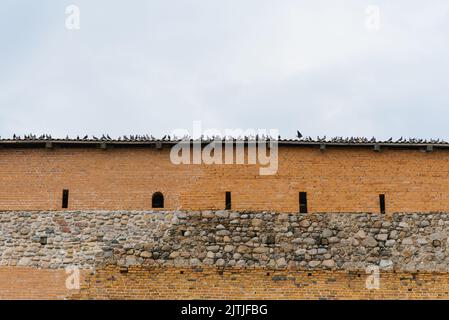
[2,210,449,272]
[2,210,449,299]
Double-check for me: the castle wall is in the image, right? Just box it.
[0,146,448,212]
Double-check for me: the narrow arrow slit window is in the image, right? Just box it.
[299,192,308,213]
[62,189,69,209]
[379,194,386,214]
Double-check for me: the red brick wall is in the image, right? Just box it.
[0,267,446,300]
[0,267,79,299]
[0,266,448,300]
[33,267,449,300]
[72,267,449,300]
[0,146,448,212]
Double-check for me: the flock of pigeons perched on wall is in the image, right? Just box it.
[0,133,447,145]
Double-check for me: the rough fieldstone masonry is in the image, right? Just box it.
[0,210,449,299]
[2,210,449,272]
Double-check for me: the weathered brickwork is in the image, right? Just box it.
[0,267,448,300]
[0,267,80,299]
[71,267,449,300]
[0,146,448,212]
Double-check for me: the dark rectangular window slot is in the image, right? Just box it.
[379,194,386,214]
[225,191,231,210]
[62,189,69,209]
[39,236,47,245]
[299,192,308,213]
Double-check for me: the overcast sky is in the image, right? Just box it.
[1,1,449,140]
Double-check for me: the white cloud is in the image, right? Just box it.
[0,0,448,139]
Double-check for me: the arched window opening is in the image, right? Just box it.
[152,192,164,208]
